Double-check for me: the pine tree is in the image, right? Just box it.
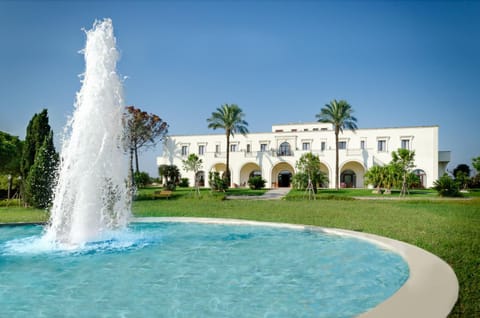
[21,109,52,179]
[25,132,58,208]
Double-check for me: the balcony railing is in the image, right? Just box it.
[276,150,294,157]
[346,148,363,156]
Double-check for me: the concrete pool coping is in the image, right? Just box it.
[134,217,459,318]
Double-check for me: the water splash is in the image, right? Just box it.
[45,19,131,245]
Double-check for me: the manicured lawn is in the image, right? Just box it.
[1,190,479,317]
[0,206,48,223]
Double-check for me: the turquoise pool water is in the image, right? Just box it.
[0,222,408,317]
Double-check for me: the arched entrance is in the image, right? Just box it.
[341,170,356,188]
[195,171,205,187]
[413,169,427,188]
[271,162,295,188]
[340,161,366,188]
[240,163,262,187]
[278,171,292,187]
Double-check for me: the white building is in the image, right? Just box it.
[157,122,450,189]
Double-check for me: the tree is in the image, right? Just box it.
[207,104,249,187]
[21,109,57,206]
[134,171,150,188]
[21,109,52,179]
[316,99,357,190]
[472,156,480,174]
[383,164,401,195]
[158,164,169,186]
[453,164,471,179]
[364,165,385,194]
[159,165,181,190]
[295,152,328,194]
[125,106,168,183]
[24,132,58,208]
[182,153,203,197]
[0,131,23,175]
[391,148,415,197]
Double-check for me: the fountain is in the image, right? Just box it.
[45,18,131,246]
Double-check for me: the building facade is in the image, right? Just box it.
[157,122,450,189]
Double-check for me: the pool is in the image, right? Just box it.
[0,220,410,318]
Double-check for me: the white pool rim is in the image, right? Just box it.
[134,217,459,318]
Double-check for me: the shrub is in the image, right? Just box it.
[433,174,461,197]
[164,182,177,191]
[179,178,189,187]
[208,172,227,192]
[134,171,150,188]
[248,176,266,190]
[469,174,480,189]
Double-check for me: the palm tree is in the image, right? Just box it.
[391,148,416,197]
[316,99,358,190]
[207,104,249,186]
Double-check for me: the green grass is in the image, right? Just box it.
[0,206,49,223]
[1,190,479,317]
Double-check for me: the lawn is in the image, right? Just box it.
[1,188,479,317]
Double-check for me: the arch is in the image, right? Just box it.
[195,171,205,187]
[210,162,226,173]
[278,142,292,156]
[413,169,427,189]
[240,162,262,187]
[319,162,330,188]
[271,162,295,188]
[340,161,366,188]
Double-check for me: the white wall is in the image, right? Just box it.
[157,123,448,189]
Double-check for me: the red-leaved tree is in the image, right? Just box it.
[125,106,168,184]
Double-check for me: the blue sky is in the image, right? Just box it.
[1,0,479,176]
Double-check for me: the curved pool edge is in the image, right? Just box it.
[133,217,459,318]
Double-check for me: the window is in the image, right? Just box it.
[313,128,319,131]
[360,140,365,150]
[303,128,309,131]
[215,144,220,154]
[246,144,251,153]
[338,141,347,150]
[198,145,205,155]
[278,142,292,156]
[291,129,297,132]
[230,144,237,152]
[377,140,387,152]
[275,129,283,132]
[321,128,328,131]
[260,143,267,152]
[321,141,326,152]
[302,142,310,151]
[181,145,188,156]
[401,139,410,150]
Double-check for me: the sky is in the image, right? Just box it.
[1,0,479,176]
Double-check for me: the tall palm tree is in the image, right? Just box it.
[316,99,358,190]
[207,104,249,186]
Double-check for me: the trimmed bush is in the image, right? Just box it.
[248,176,266,190]
[208,172,227,192]
[179,178,189,188]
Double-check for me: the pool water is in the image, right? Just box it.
[0,222,409,317]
